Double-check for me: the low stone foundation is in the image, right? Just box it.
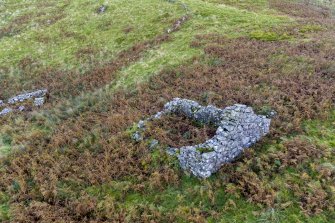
[134,98,271,178]
[0,89,48,117]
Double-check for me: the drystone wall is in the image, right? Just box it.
[133,98,271,178]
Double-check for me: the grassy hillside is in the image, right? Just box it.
[0,0,334,222]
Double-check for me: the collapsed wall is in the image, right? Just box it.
[7,89,47,105]
[0,89,48,117]
[134,98,271,178]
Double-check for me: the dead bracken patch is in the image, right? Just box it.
[144,114,216,148]
[275,138,325,168]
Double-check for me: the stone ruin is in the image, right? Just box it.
[0,89,48,117]
[133,98,271,178]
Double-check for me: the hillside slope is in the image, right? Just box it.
[1,0,335,222]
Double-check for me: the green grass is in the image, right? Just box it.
[304,111,335,148]
[249,30,290,41]
[116,0,291,87]
[0,0,185,72]
[0,145,11,159]
[0,192,9,221]
[0,127,13,158]
[0,0,290,83]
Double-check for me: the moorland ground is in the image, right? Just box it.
[0,0,335,222]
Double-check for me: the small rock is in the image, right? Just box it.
[0,108,13,116]
[166,147,179,156]
[149,139,159,150]
[266,110,277,118]
[153,111,164,119]
[0,100,4,107]
[34,97,45,107]
[18,106,25,111]
[138,120,146,129]
[97,5,107,14]
[132,131,143,142]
